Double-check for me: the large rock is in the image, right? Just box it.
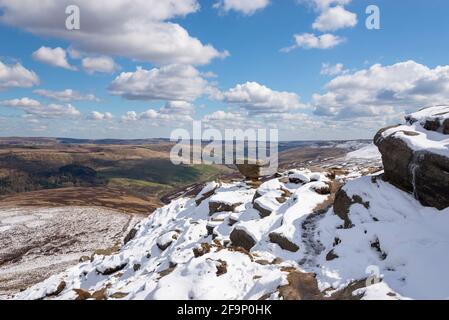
[269,232,299,252]
[230,228,256,251]
[235,163,264,180]
[209,201,242,215]
[374,108,449,210]
[235,161,275,180]
[333,189,369,229]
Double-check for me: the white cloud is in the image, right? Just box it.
[109,64,208,102]
[313,60,449,119]
[0,60,39,90]
[121,108,193,123]
[1,97,40,108]
[121,111,139,122]
[203,110,245,121]
[213,81,305,114]
[34,89,99,102]
[312,5,357,31]
[89,111,113,121]
[320,62,347,76]
[82,56,119,74]
[214,0,270,15]
[0,97,81,118]
[281,33,344,52]
[32,47,76,70]
[160,101,195,115]
[0,0,226,66]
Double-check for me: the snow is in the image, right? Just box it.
[346,144,381,160]
[407,105,449,125]
[195,181,219,202]
[312,176,449,300]
[288,170,312,184]
[156,231,179,250]
[209,184,253,207]
[355,282,408,300]
[382,123,449,158]
[254,191,282,212]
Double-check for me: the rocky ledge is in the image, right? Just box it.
[374,106,449,209]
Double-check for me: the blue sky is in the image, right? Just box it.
[1,0,449,140]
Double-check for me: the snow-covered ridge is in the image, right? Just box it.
[9,169,340,300]
[5,132,449,300]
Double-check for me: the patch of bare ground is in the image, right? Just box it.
[0,187,160,214]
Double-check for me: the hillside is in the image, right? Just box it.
[4,108,448,300]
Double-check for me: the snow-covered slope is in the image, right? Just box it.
[6,143,449,300]
[8,170,336,300]
[346,144,381,160]
[313,177,449,299]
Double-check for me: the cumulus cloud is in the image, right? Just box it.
[82,56,119,74]
[109,64,208,102]
[0,0,227,66]
[312,5,357,31]
[281,33,344,52]
[313,60,449,119]
[121,108,193,123]
[214,0,270,15]
[0,97,81,118]
[89,111,113,121]
[320,62,347,76]
[213,81,305,114]
[203,110,245,121]
[34,89,99,102]
[0,60,39,90]
[160,101,195,115]
[32,47,77,70]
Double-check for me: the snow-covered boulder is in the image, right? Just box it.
[269,232,300,252]
[375,107,449,210]
[195,181,220,206]
[156,231,179,251]
[288,170,311,184]
[405,105,449,134]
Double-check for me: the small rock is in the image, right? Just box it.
[215,259,228,277]
[133,264,141,272]
[326,249,339,261]
[193,243,212,258]
[74,288,92,300]
[124,228,138,245]
[79,256,90,263]
[110,292,129,299]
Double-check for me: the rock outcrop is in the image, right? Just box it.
[375,106,449,210]
[235,161,275,180]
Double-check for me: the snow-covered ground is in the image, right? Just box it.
[0,207,141,297]
[312,177,449,299]
[346,144,381,160]
[4,142,449,300]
